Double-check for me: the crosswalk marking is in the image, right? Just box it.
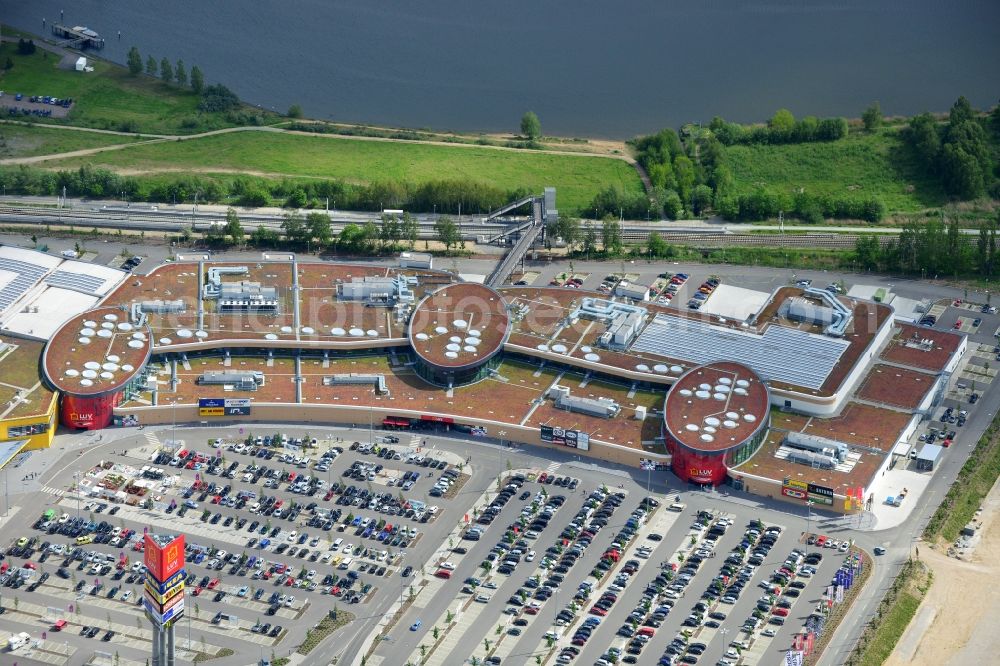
[546,461,561,472]
[143,431,161,448]
[40,485,64,496]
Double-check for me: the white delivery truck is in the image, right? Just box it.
[7,631,31,650]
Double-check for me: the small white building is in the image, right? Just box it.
[399,252,433,270]
[75,57,88,72]
[615,280,651,301]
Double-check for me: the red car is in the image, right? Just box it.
[192,586,203,596]
[207,578,220,589]
[589,606,608,616]
[773,607,790,617]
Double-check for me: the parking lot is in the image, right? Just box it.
[0,427,497,665]
[0,409,940,666]
[369,462,854,666]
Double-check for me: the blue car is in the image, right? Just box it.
[410,620,422,631]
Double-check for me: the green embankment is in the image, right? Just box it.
[0,123,141,157]
[846,560,932,666]
[726,128,948,215]
[0,42,250,134]
[924,412,1000,542]
[43,131,643,212]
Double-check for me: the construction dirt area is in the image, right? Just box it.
[885,477,1000,666]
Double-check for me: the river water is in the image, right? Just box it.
[3,0,998,138]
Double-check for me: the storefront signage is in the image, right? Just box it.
[199,398,251,416]
[541,425,590,451]
[807,482,834,506]
[782,478,809,501]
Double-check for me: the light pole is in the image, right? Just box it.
[73,471,81,518]
[806,500,814,536]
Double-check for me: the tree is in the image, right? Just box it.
[862,101,882,132]
[17,38,37,55]
[673,155,696,208]
[853,235,881,271]
[306,212,333,249]
[769,108,796,134]
[582,220,597,257]
[224,208,245,247]
[2,57,12,71]
[339,223,366,252]
[550,216,580,250]
[907,113,941,166]
[646,232,674,258]
[601,217,623,254]
[159,58,173,83]
[145,55,157,77]
[175,60,187,87]
[434,215,460,252]
[949,96,976,127]
[127,47,143,75]
[940,143,986,198]
[692,184,713,215]
[190,65,204,94]
[380,213,401,250]
[520,111,541,141]
[250,225,279,248]
[287,104,304,119]
[402,211,419,249]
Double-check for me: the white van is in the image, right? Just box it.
[668,502,686,513]
[338,557,352,570]
[60,249,79,259]
[331,538,343,550]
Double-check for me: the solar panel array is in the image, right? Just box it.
[0,258,48,311]
[632,314,850,390]
[45,270,107,296]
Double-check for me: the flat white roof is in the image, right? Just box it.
[1,288,99,339]
[53,259,127,296]
[0,245,62,270]
[0,267,16,292]
[699,284,771,322]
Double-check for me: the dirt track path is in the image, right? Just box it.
[0,121,642,168]
[884,477,1000,666]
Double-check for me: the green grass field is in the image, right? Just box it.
[44,131,643,211]
[0,123,140,157]
[0,43,240,134]
[726,129,948,214]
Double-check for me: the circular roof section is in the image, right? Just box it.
[664,361,770,453]
[409,283,510,370]
[43,306,152,397]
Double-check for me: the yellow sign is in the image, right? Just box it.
[785,479,808,492]
[199,407,224,417]
[144,579,184,606]
[844,498,852,511]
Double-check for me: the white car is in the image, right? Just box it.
[762,628,777,637]
[838,541,850,553]
[342,543,354,554]
[121,590,133,601]
[439,561,456,571]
